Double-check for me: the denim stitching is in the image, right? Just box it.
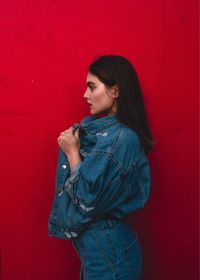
[80,120,119,135]
[133,163,146,204]
[105,232,116,268]
[92,229,115,272]
[124,235,139,280]
[110,126,122,153]
[86,150,125,175]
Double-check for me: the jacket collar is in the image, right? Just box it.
[77,114,119,135]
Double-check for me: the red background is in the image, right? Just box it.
[0,0,199,279]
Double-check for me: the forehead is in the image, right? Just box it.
[86,72,101,84]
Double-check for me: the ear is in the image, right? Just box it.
[110,84,119,99]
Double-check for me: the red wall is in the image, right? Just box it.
[0,0,198,279]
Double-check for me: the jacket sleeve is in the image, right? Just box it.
[64,147,142,222]
[49,128,150,238]
[64,127,151,223]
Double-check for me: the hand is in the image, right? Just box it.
[57,127,80,157]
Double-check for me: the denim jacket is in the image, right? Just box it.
[48,115,151,240]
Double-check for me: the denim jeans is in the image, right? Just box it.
[72,218,142,280]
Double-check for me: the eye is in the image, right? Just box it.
[89,85,96,91]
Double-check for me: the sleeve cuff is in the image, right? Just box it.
[64,162,81,204]
[70,162,82,179]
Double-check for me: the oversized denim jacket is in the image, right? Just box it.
[48,115,151,240]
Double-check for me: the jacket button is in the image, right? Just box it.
[62,164,67,169]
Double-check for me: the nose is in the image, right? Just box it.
[83,88,89,100]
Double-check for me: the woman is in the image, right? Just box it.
[48,55,154,280]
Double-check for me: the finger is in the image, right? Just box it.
[65,127,73,136]
[74,127,80,138]
[60,128,70,135]
[68,127,73,133]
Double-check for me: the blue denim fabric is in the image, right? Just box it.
[48,115,151,240]
[72,218,142,280]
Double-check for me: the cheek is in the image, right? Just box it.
[92,90,111,105]
[91,91,103,103]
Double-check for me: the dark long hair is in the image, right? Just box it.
[89,55,154,153]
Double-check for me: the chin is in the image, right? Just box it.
[91,111,105,117]
[90,108,109,116]
[90,109,99,115]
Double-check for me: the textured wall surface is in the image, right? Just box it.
[0,0,198,279]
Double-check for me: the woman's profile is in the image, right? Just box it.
[48,55,154,280]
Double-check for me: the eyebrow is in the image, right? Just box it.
[86,81,96,86]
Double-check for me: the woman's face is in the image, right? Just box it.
[83,72,118,115]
